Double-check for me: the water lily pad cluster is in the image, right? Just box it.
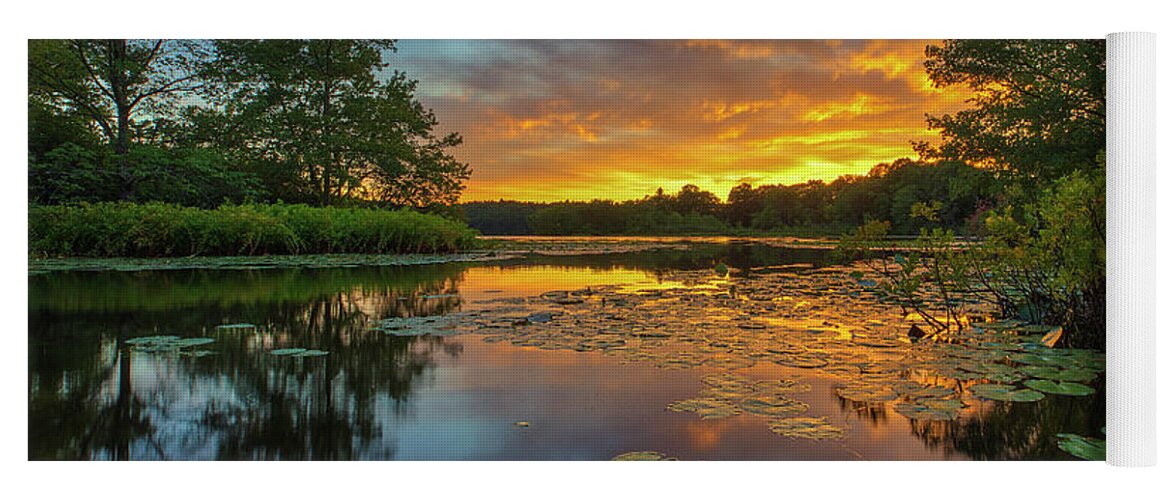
[415,261,1102,437]
[125,335,215,355]
[373,315,468,337]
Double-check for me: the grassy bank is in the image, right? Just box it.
[29,202,480,258]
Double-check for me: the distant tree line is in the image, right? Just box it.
[29,39,469,210]
[461,159,1000,236]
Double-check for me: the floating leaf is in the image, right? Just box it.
[738,395,809,417]
[908,386,955,399]
[271,348,307,356]
[125,335,180,346]
[1023,379,1095,396]
[612,451,676,461]
[701,373,754,388]
[172,338,215,348]
[969,384,1045,402]
[667,398,741,419]
[292,349,329,357]
[894,400,960,421]
[1020,365,1099,382]
[835,384,899,404]
[699,385,756,400]
[126,336,214,354]
[1008,352,1067,366]
[768,417,846,440]
[1056,434,1106,461]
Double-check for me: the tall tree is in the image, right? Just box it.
[28,39,209,199]
[917,40,1105,185]
[203,40,469,207]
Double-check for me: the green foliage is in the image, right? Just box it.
[29,203,479,257]
[920,39,1106,185]
[979,169,1106,348]
[197,40,469,207]
[839,169,1105,348]
[29,39,469,210]
[30,143,264,208]
[460,201,541,235]
[464,160,997,236]
[841,219,975,334]
[1056,433,1106,461]
[526,199,731,236]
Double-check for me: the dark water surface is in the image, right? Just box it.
[29,244,1103,460]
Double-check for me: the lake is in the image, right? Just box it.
[28,241,1104,460]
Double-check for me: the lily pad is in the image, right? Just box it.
[835,384,899,404]
[172,337,215,348]
[271,348,307,356]
[969,384,1045,402]
[699,385,756,400]
[1023,379,1095,396]
[894,400,961,421]
[125,335,180,346]
[292,349,329,357]
[125,336,214,353]
[738,395,809,417]
[1020,365,1099,382]
[667,398,741,419]
[1056,434,1106,461]
[767,417,846,440]
[612,451,676,461]
[908,386,955,399]
[701,373,754,388]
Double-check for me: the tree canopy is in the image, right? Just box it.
[193,40,469,207]
[29,39,469,209]
[917,39,1106,185]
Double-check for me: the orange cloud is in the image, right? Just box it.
[393,40,973,202]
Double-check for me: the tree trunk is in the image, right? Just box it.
[106,39,134,201]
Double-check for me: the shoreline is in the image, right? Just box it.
[28,235,980,274]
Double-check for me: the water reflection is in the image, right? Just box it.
[30,265,470,460]
[29,245,1102,460]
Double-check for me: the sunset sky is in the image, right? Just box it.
[393,40,972,202]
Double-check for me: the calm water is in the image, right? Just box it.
[29,244,1103,460]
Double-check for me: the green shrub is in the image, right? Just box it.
[29,202,479,257]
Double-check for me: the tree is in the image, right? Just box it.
[917,40,1105,185]
[29,39,210,199]
[725,183,761,227]
[202,40,469,207]
[672,184,720,215]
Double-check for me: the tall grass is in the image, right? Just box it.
[29,202,480,257]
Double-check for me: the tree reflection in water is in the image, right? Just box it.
[906,380,1105,460]
[29,265,468,460]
